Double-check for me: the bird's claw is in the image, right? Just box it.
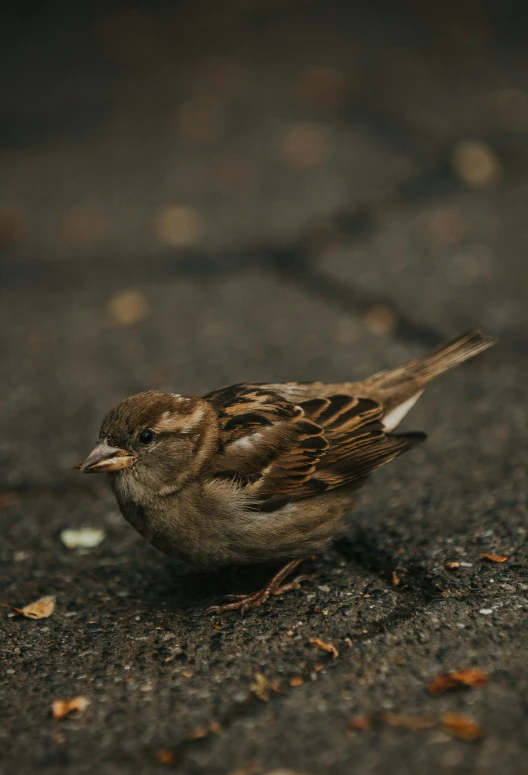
[203,565,312,616]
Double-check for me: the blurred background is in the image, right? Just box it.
[1,0,526,486]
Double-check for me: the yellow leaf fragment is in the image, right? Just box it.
[441,713,485,741]
[310,637,339,659]
[250,672,270,702]
[52,696,90,721]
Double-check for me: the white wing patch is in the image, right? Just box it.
[383,391,423,431]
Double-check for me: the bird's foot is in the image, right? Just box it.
[204,558,311,615]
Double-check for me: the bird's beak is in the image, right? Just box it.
[78,442,135,473]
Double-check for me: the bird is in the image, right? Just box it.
[78,330,496,614]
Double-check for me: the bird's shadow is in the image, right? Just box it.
[132,557,305,616]
[100,514,446,616]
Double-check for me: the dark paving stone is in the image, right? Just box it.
[321,184,528,349]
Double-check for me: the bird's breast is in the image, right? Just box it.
[113,478,358,569]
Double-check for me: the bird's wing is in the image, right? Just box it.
[292,394,424,496]
[204,384,424,512]
[204,384,328,510]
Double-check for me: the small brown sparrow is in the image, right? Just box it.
[79,331,495,613]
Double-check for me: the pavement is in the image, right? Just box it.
[1,2,527,774]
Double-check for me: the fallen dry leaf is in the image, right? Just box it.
[347,715,372,732]
[156,749,175,765]
[188,725,208,740]
[379,712,435,730]
[52,696,90,721]
[310,637,339,659]
[349,710,484,739]
[2,595,56,619]
[480,553,508,563]
[428,668,488,696]
[250,672,270,702]
[289,676,304,687]
[445,561,461,570]
[441,713,485,741]
[60,527,106,550]
[451,140,501,189]
[22,596,56,619]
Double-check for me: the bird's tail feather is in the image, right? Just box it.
[401,330,497,384]
[367,329,497,415]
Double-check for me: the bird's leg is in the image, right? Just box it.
[204,558,311,615]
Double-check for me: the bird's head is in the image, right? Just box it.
[78,391,218,498]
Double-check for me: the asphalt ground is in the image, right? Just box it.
[1,3,527,773]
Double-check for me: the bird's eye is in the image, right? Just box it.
[139,429,155,445]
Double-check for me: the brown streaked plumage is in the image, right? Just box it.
[78,330,496,614]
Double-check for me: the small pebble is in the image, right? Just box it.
[60,528,106,550]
